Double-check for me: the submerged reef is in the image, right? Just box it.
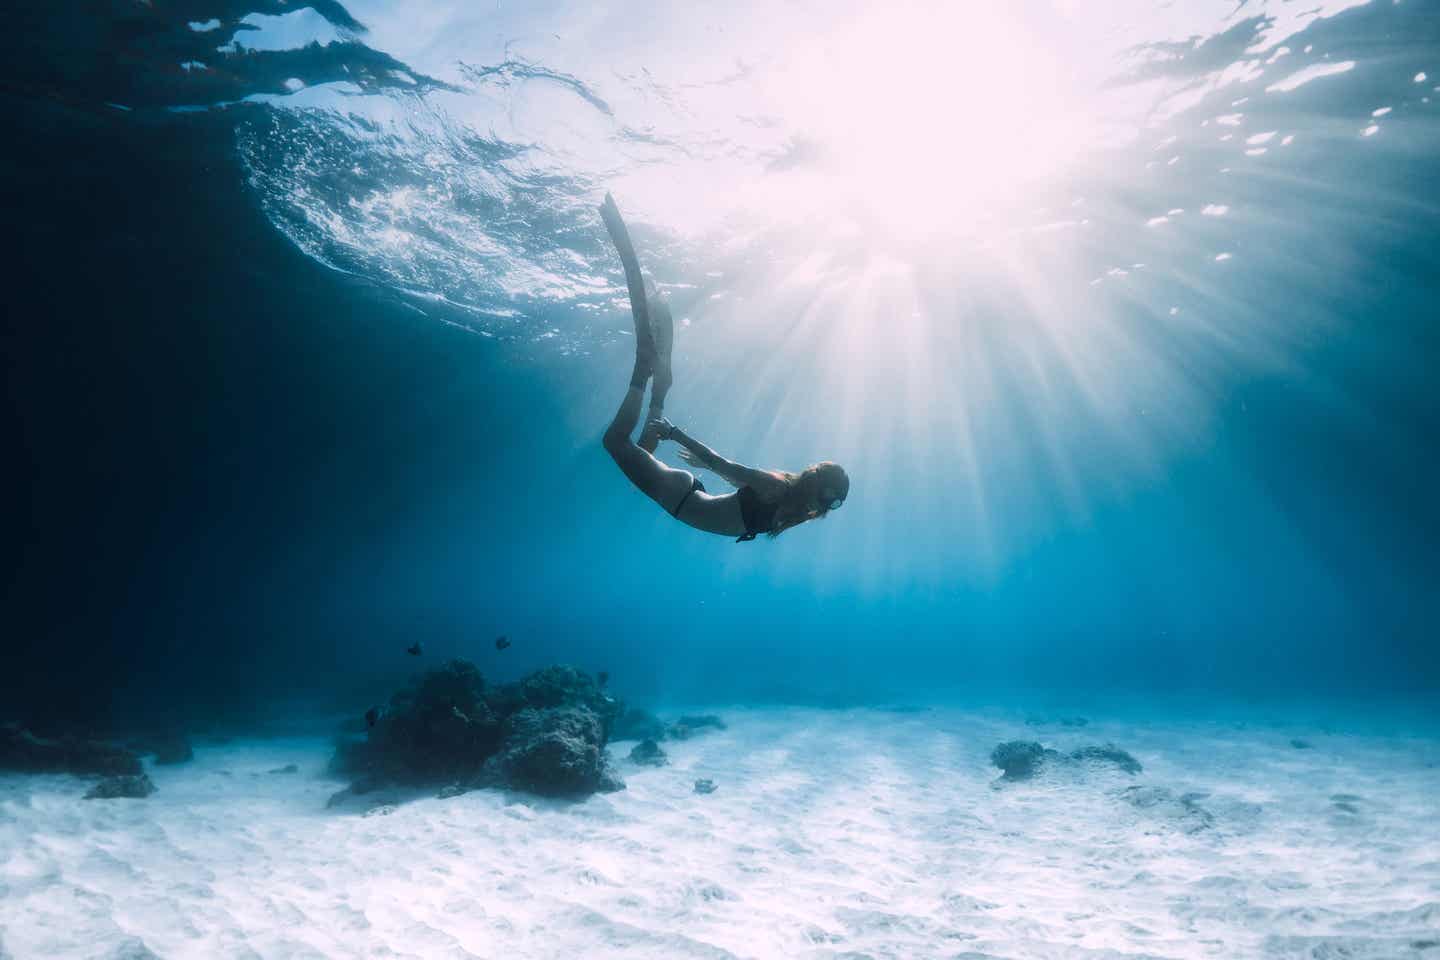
[628,738,668,767]
[611,709,728,742]
[669,714,727,740]
[990,740,1143,781]
[84,774,157,800]
[991,740,1047,780]
[1071,744,1143,774]
[611,707,667,741]
[482,706,623,796]
[330,660,625,800]
[0,722,142,777]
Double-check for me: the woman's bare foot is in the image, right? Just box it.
[638,411,671,453]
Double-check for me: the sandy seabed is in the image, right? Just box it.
[1,706,1437,959]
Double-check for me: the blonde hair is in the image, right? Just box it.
[766,461,849,538]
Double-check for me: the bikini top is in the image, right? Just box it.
[735,485,778,542]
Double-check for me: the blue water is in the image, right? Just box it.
[4,5,1440,958]
[3,0,1438,724]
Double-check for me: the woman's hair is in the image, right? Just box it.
[767,461,850,537]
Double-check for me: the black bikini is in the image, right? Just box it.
[735,485,778,542]
[671,475,705,518]
[673,479,776,542]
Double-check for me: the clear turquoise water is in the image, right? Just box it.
[2,7,1440,957]
[2,0,1438,721]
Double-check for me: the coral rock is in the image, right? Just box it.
[84,774,157,799]
[629,738,668,767]
[485,707,624,797]
[1,722,142,777]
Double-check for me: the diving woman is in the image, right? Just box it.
[598,193,849,541]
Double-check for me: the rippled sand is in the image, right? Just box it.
[1,707,1437,959]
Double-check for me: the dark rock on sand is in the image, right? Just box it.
[694,778,718,795]
[611,706,667,742]
[476,664,621,734]
[324,779,381,809]
[1290,738,1313,749]
[84,774,157,799]
[331,660,624,800]
[629,738,668,767]
[483,707,624,797]
[268,764,299,774]
[336,659,504,785]
[514,666,622,732]
[991,740,1142,780]
[991,741,1051,780]
[1,722,142,777]
[1071,744,1143,775]
[328,736,369,778]
[669,714,726,740]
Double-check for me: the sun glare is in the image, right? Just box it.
[750,5,1095,241]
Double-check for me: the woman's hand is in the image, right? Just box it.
[648,416,676,441]
[677,446,704,467]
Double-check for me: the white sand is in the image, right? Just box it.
[2,707,1437,959]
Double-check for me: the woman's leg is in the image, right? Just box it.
[600,192,693,508]
[638,295,673,453]
[605,381,646,453]
[604,382,694,510]
[602,292,688,506]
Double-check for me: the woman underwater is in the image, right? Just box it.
[599,193,850,541]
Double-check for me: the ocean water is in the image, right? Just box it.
[2,1,1439,957]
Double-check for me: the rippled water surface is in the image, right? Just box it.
[58,1,1436,335]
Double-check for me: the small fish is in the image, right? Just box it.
[597,671,609,687]
[495,635,511,651]
[406,642,423,656]
[365,707,379,728]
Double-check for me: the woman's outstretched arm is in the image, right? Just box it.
[668,424,786,496]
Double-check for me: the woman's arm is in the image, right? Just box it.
[669,424,786,496]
